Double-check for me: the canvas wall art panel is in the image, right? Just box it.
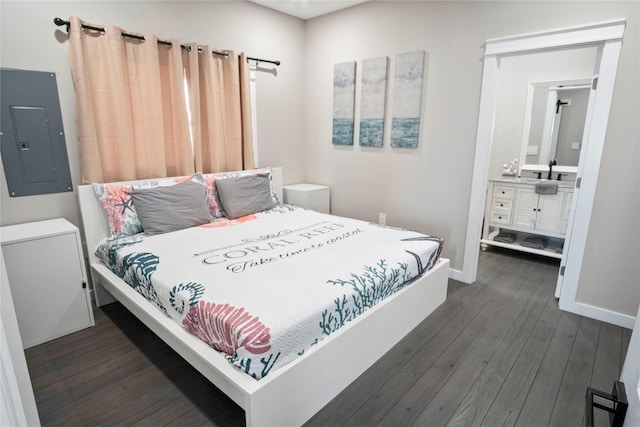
[391,51,426,148]
[332,61,356,146]
[359,57,388,147]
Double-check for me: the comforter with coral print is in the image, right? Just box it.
[96,205,443,380]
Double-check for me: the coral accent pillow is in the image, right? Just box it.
[92,182,151,238]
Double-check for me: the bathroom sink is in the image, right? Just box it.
[520,178,573,188]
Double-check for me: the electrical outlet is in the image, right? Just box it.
[379,213,387,226]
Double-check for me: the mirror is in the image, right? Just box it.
[520,79,591,170]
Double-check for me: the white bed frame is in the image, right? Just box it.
[77,167,450,427]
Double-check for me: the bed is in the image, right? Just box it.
[78,167,449,426]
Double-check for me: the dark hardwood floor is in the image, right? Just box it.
[25,249,631,426]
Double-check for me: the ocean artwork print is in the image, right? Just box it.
[391,51,426,149]
[359,57,388,147]
[332,61,356,146]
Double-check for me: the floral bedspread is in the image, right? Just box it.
[97,205,443,380]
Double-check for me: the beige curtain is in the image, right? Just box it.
[158,39,195,177]
[185,47,254,173]
[182,43,202,173]
[69,16,193,183]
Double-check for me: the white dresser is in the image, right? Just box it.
[1,218,94,348]
[481,178,574,258]
[283,183,330,214]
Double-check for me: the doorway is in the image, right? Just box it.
[461,19,627,326]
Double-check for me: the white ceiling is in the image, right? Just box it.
[249,0,369,20]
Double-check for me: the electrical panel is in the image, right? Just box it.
[1,68,72,197]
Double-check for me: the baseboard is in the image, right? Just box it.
[559,299,636,329]
[449,268,468,283]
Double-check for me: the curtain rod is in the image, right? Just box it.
[53,17,280,66]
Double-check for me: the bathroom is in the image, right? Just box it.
[481,46,598,260]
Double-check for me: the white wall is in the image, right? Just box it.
[304,1,639,318]
[0,0,306,227]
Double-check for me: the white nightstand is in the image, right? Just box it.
[283,183,331,214]
[1,218,94,348]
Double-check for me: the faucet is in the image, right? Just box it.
[547,159,557,180]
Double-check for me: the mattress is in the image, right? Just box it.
[96,205,443,379]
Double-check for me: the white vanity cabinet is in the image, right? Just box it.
[512,187,566,234]
[0,218,94,348]
[481,178,574,258]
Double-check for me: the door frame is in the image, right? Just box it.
[460,19,629,327]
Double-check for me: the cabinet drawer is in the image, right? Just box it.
[492,199,512,212]
[493,185,515,200]
[490,211,511,225]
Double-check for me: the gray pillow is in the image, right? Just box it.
[215,173,276,219]
[130,181,210,235]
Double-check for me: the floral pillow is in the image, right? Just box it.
[93,175,206,239]
[93,182,150,239]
